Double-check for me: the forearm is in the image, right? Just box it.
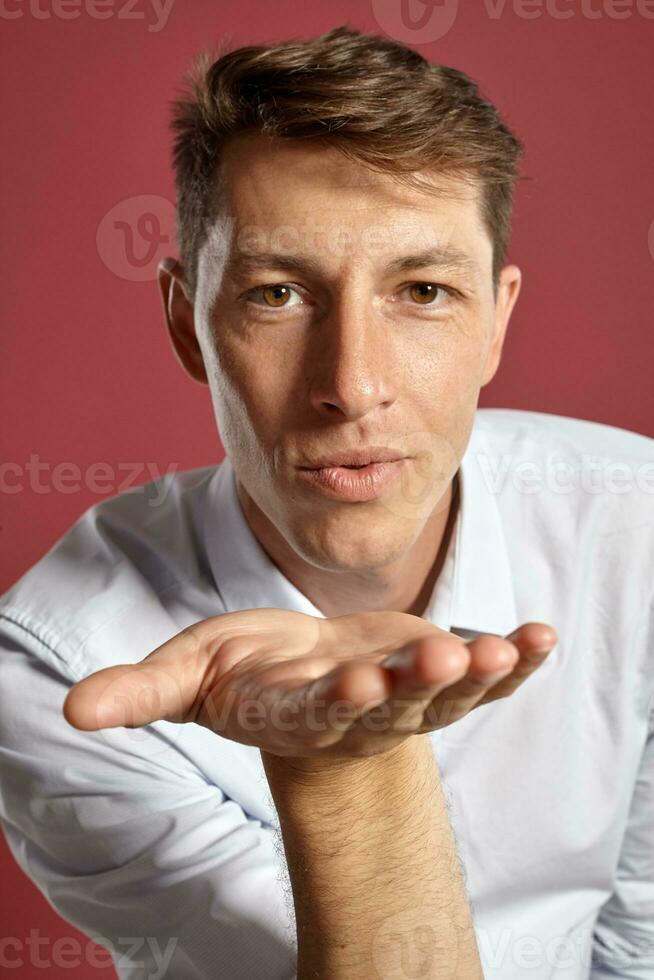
[262,735,483,980]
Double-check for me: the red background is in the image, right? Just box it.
[1,2,653,976]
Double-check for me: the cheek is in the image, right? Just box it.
[232,331,308,419]
[206,335,296,450]
[400,332,486,451]
[400,325,485,396]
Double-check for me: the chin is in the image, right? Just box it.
[289,515,412,572]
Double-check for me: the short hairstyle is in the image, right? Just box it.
[169,23,524,300]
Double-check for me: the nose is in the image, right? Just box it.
[307,294,398,420]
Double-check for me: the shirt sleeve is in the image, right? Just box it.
[589,695,654,978]
[0,617,298,980]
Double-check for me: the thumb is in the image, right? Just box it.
[63,635,207,731]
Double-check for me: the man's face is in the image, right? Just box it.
[167,132,520,573]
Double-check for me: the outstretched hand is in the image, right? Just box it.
[63,608,557,764]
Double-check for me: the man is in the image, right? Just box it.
[1,23,652,980]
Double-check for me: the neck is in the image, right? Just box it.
[235,471,460,620]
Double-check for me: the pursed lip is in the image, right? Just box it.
[298,447,407,469]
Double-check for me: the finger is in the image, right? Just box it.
[63,663,190,730]
[474,621,558,706]
[419,634,521,729]
[262,659,394,752]
[62,620,221,730]
[368,634,473,733]
[504,621,558,662]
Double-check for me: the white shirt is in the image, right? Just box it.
[0,408,652,980]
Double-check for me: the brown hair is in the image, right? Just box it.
[169,24,524,301]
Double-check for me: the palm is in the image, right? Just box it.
[191,608,446,753]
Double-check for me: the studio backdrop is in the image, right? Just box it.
[1,2,653,978]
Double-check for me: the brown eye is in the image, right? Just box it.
[262,285,291,307]
[408,283,441,304]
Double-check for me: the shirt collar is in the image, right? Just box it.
[203,415,517,640]
[445,418,518,640]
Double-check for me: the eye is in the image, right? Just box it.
[245,284,303,309]
[241,280,456,313]
[400,282,452,307]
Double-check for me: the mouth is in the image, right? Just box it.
[299,447,406,470]
[295,458,408,502]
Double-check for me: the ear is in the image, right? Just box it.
[480,264,522,387]
[157,257,208,385]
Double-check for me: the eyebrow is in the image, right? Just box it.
[228,246,479,279]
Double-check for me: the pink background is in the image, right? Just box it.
[1,2,653,976]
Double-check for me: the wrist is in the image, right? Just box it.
[261,734,434,797]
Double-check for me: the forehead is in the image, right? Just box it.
[212,132,491,267]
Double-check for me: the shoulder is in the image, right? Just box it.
[0,462,226,680]
[474,407,654,463]
[474,408,654,631]
[472,409,654,512]
[473,406,654,572]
